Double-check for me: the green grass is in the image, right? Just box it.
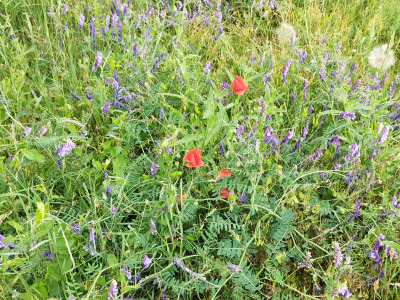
[1,0,400,299]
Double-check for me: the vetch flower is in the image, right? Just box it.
[56,139,75,157]
[183,149,203,168]
[240,192,248,204]
[332,283,352,298]
[107,280,118,300]
[78,14,85,30]
[62,4,68,14]
[23,126,32,137]
[71,222,80,232]
[276,23,296,45]
[150,219,157,235]
[42,251,53,261]
[150,162,159,176]
[231,75,248,96]
[368,44,396,70]
[142,255,152,268]
[123,265,132,281]
[298,251,312,269]
[332,241,343,268]
[173,257,206,281]
[338,112,356,120]
[111,206,116,214]
[102,102,110,115]
[92,51,102,72]
[281,59,292,85]
[227,262,243,273]
[281,130,293,144]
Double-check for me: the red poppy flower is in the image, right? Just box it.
[218,170,231,179]
[176,200,181,206]
[231,75,248,96]
[219,188,229,198]
[183,149,203,168]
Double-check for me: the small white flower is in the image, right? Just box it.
[276,22,296,45]
[368,44,395,70]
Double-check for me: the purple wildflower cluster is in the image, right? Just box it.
[298,251,312,269]
[338,112,356,120]
[227,262,243,273]
[56,139,75,157]
[173,257,206,281]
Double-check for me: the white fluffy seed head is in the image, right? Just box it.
[276,22,296,45]
[368,44,396,70]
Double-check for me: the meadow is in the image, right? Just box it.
[1,0,400,299]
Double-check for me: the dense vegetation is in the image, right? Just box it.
[1,0,400,299]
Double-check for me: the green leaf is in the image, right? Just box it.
[382,241,400,253]
[107,254,119,268]
[92,160,102,170]
[9,220,24,232]
[245,72,263,83]
[21,149,45,163]
[175,134,203,146]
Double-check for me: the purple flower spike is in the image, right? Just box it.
[338,112,356,120]
[281,130,293,144]
[281,59,292,85]
[150,219,157,235]
[240,192,248,204]
[71,222,80,232]
[78,14,85,30]
[142,255,152,268]
[123,265,132,281]
[56,139,75,157]
[298,251,312,269]
[107,280,118,300]
[332,241,343,268]
[23,126,32,137]
[62,4,68,14]
[227,262,243,273]
[92,51,102,72]
[102,102,110,115]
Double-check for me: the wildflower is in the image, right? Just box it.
[105,186,111,196]
[269,0,276,9]
[159,108,164,122]
[71,222,80,232]
[150,162,159,176]
[318,67,326,81]
[183,149,203,168]
[56,139,75,157]
[308,149,322,162]
[111,206,116,214]
[102,102,110,115]
[276,23,296,45]
[0,234,13,249]
[375,126,389,145]
[227,262,243,273]
[92,51,102,72]
[107,280,118,300]
[338,112,356,120]
[42,251,53,261]
[281,59,292,85]
[332,241,343,268]
[23,126,32,137]
[231,76,248,96]
[78,14,85,30]
[123,265,132,281]
[368,44,396,70]
[219,188,229,198]
[142,255,152,268]
[219,139,225,155]
[218,170,231,179]
[298,251,312,269]
[281,130,294,144]
[332,283,352,298]
[346,199,361,222]
[204,61,212,75]
[150,219,157,235]
[240,192,248,204]
[173,257,207,281]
